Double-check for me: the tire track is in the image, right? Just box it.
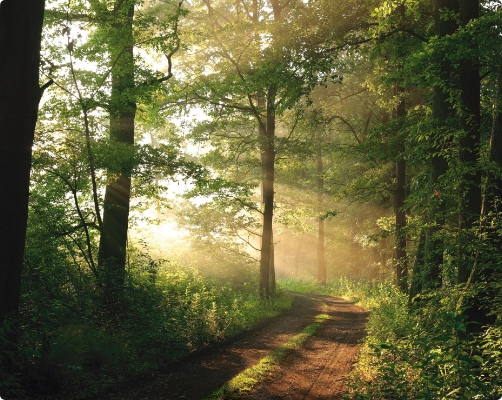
[245,294,368,400]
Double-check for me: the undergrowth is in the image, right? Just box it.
[1,262,291,399]
[279,277,502,399]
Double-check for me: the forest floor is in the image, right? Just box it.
[90,292,368,400]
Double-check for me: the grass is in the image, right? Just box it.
[279,276,395,309]
[206,313,329,399]
[279,277,502,399]
[7,263,294,399]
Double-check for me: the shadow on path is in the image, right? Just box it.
[87,292,367,400]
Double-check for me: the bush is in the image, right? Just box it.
[346,287,502,399]
[14,259,291,398]
[279,276,502,399]
[0,321,26,400]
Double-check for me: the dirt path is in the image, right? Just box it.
[95,292,367,400]
[243,294,368,400]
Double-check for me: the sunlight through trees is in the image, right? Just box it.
[0,0,501,397]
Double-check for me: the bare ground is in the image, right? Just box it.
[90,292,368,400]
[242,294,368,400]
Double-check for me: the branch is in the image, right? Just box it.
[223,239,260,262]
[399,28,428,43]
[334,88,367,104]
[239,224,262,237]
[324,26,428,54]
[45,9,90,21]
[216,42,267,132]
[227,194,263,215]
[65,29,103,232]
[64,228,99,277]
[52,221,101,238]
[363,110,373,136]
[39,79,54,102]
[191,91,255,112]
[276,112,300,153]
[24,258,85,314]
[236,232,261,252]
[326,115,362,144]
[141,1,184,86]
[239,0,253,20]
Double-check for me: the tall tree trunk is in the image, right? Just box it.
[0,0,46,323]
[409,230,426,304]
[259,86,276,299]
[270,230,276,293]
[457,0,481,284]
[463,54,502,330]
[487,56,502,229]
[394,83,407,291]
[411,0,458,298]
[316,137,326,285]
[98,1,136,297]
[294,239,301,277]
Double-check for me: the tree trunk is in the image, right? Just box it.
[316,138,326,285]
[412,0,459,297]
[487,56,502,222]
[270,230,276,293]
[98,1,136,297]
[294,240,301,277]
[394,83,407,291]
[408,230,426,305]
[463,54,502,330]
[0,0,46,323]
[457,0,481,284]
[259,86,276,299]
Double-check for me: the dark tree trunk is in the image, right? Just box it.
[316,139,326,285]
[0,0,45,323]
[487,56,502,218]
[270,230,276,293]
[317,218,326,285]
[464,54,502,330]
[413,0,458,296]
[259,86,276,300]
[457,0,481,284]
[394,83,407,291]
[408,230,426,305]
[98,1,136,295]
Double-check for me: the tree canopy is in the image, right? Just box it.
[0,0,501,397]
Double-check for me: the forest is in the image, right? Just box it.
[0,0,501,398]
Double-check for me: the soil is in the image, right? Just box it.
[92,291,368,400]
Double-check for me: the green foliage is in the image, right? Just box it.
[346,288,502,400]
[280,277,502,398]
[0,321,27,399]
[6,0,502,397]
[13,253,291,398]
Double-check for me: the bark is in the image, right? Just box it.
[481,53,502,283]
[463,54,502,330]
[488,56,502,212]
[394,83,407,291]
[270,230,276,293]
[294,240,301,276]
[408,230,426,305]
[412,0,458,296]
[316,137,326,285]
[380,237,388,266]
[256,0,284,299]
[0,0,46,322]
[259,86,276,300]
[457,0,481,284]
[98,1,136,294]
